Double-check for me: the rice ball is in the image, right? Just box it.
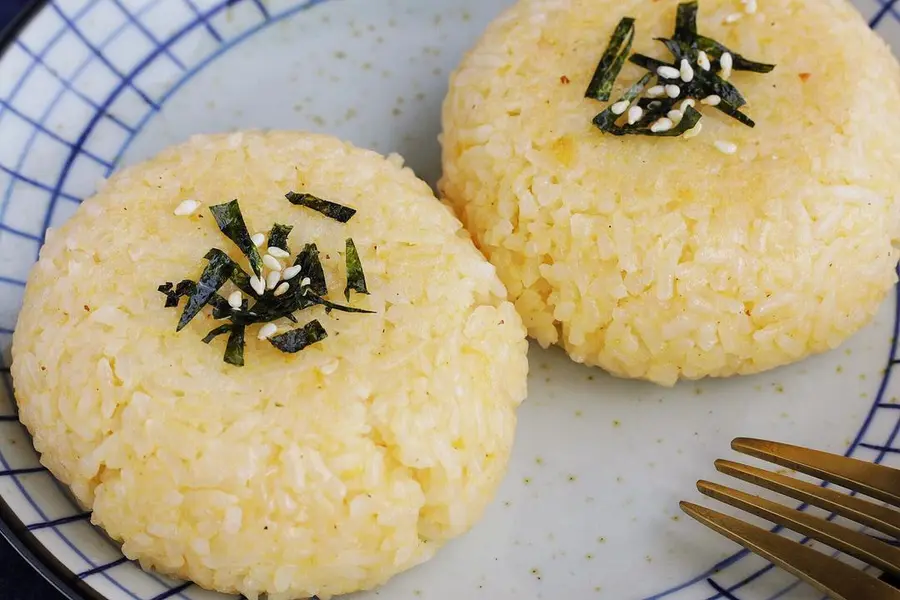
[12,131,528,599]
[440,0,900,386]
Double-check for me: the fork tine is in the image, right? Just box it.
[697,480,900,576]
[732,438,900,507]
[716,459,900,539]
[679,501,900,600]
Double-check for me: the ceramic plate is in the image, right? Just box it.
[1,1,900,599]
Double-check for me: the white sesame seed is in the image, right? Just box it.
[282,265,303,281]
[266,270,282,290]
[657,66,681,80]
[715,140,738,155]
[173,200,200,217]
[724,12,742,23]
[300,277,312,288]
[249,275,266,296]
[263,254,283,271]
[680,59,694,83]
[701,94,722,106]
[273,282,290,297]
[258,323,278,341]
[267,247,290,259]
[667,109,683,123]
[647,86,666,98]
[228,291,243,309]
[320,360,339,375]
[611,101,630,115]
[721,52,733,79]
[665,85,681,98]
[742,0,758,13]
[697,51,711,71]
[650,118,674,133]
[684,121,703,139]
[627,105,644,125]
[680,99,696,112]
[251,233,265,248]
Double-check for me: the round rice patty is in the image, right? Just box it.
[440,0,900,386]
[12,131,529,599]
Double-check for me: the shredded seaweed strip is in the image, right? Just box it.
[592,73,654,132]
[268,320,328,354]
[224,324,246,366]
[589,1,773,137]
[158,280,195,308]
[202,324,233,344]
[294,243,329,296]
[209,200,264,278]
[160,199,374,366]
[268,224,293,253]
[695,36,775,73]
[585,17,635,102]
[308,293,376,315]
[344,238,369,301]
[674,0,698,42]
[204,249,257,297]
[176,252,235,331]
[286,192,357,223]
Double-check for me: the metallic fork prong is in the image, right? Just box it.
[715,459,900,539]
[697,480,900,577]
[732,438,900,507]
[680,501,900,600]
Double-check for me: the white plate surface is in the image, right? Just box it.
[1,1,899,599]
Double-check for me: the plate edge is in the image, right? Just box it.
[0,5,96,600]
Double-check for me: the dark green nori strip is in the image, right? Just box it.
[209,200,264,278]
[634,98,677,128]
[294,243,329,296]
[268,224,293,253]
[202,324,233,344]
[674,1,698,42]
[344,238,369,301]
[176,253,234,332]
[601,105,702,137]
[713,101,756,128]
[224,324,246,366]
[209,294,234,320]
[692,67,747,108]
[695,36,775,73]
[629,53,669,73]
[656,38,687,62]
[592,73,654,133]
[158,280,196,308]
[204,249,256,296]
[269,320,328,354]
[307,293,376,315]
[584,17,636,102]
[640,105,703,137]
[286,192,357,223]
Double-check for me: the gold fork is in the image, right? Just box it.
[681,438,900,600]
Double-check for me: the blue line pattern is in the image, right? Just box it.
[27,512,92,531]
[0,1,898,600]
[77,557,129,579]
